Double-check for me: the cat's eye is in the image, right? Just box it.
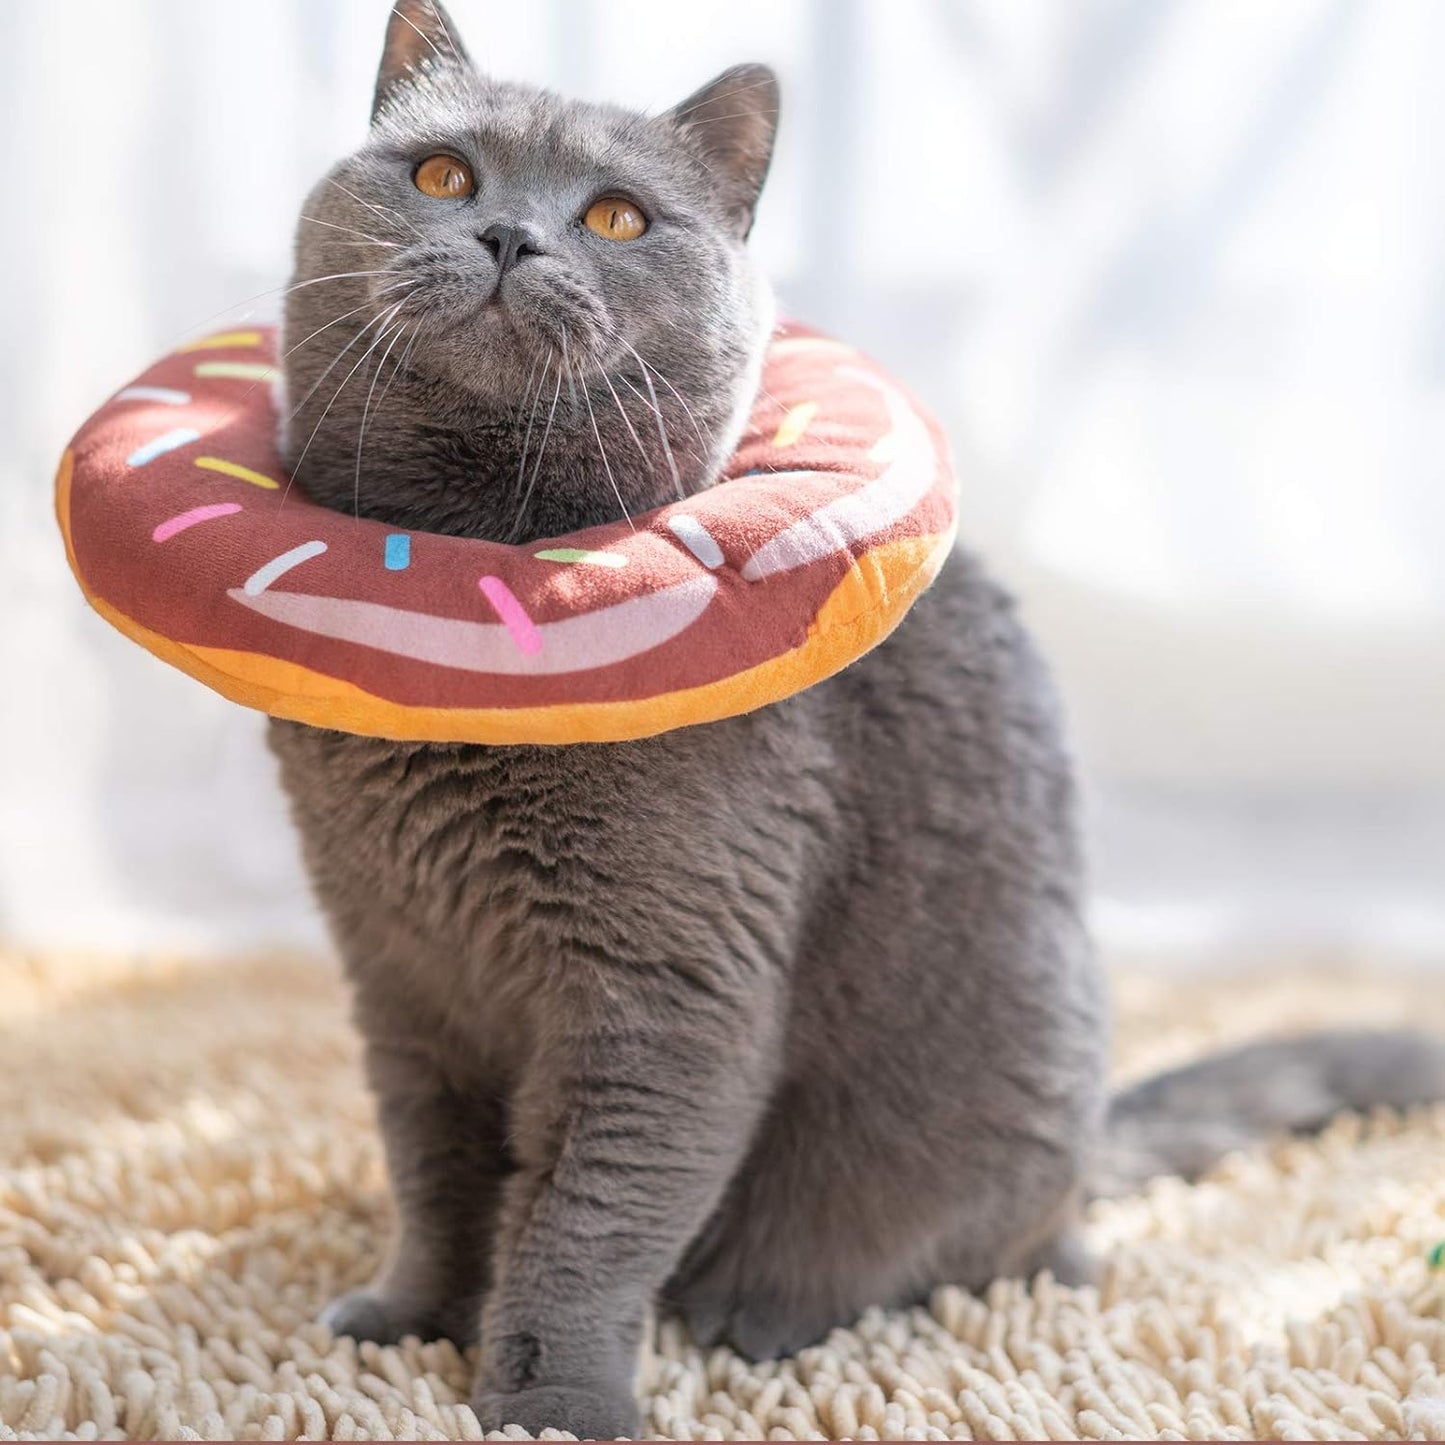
[583,197,647,242]
[414,154,474,199]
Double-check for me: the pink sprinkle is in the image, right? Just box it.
[478,575,543,655]
[152,501,242,543]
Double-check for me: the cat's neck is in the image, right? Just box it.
[283,354,741,545]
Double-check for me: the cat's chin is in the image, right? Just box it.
[405,293,522,346]
[388,317,547,403]
[413,326,629,407]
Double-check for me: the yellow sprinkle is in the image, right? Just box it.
[194,456,281,490]
[194,361,280,382]
[772,401,819,448]
[178,330,264,352]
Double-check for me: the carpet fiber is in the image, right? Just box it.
[3,949,1445,1441]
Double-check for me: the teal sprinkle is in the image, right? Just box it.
[384,533,411,571]
[1429,1241,1445,1270]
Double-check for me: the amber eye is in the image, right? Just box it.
[413,154,474,199]
[583,197,647,241]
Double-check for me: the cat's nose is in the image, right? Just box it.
[478,223,542,275]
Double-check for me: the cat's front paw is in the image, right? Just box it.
[320,1288,466,1347]
[471,1382,640,1440]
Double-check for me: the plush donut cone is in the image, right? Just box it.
[56,323,957,744]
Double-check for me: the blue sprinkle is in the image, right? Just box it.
[384,533,411,571]
[126,427,201,467]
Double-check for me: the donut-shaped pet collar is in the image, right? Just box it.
[56,324,956,745]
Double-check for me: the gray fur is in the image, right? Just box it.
[268,5,1445,1436]
[277,2,771,543]
[1097,1029,1445,1198]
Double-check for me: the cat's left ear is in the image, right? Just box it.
[373,0,472,123]
[663,64,779,239]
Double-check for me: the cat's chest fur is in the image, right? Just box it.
[267,709,827,1085]
[269,724,558,1081]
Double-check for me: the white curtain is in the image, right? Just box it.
[3,0,1442,955]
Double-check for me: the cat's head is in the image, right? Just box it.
[281,0,779,541]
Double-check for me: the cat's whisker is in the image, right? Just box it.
[353,317,411,522]
[283,294,399,363]
[374,278,418,300]
[560,329,580,412]
[285,299,410,494]
[285,293,414,428]
[373,319,423,417]
[601,370,657,478]
[164,290,290,354]
[300,214,401,247]
[289,268,396,286]
[575,352,635,533]
[627,340,715,454]
[154,267,391,363]
[274,270,399,306]
[276,309,397,508]
[617,361,684,501]
[508,354,565,544]
[327,178,424,240]
[156,288,400,451]
[513,352,549,509]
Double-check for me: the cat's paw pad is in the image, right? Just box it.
[470,1382,640,1440]
[319,1288,449,1346]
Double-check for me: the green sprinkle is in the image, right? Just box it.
[534,548,627,568]
[1429,1241,1445,1270]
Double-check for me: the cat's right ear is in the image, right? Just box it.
[663,64,780,239]
[373,1,471,122]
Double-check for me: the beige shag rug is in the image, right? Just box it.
[4,950,1445,1441]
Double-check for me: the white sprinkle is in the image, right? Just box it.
[116,386,192,406]
[242,540,329,596]
[667,514,725,569]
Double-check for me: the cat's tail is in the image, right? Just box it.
[1092,1029,1445,1198]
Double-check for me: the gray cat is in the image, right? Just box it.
[268,3,1445,1437]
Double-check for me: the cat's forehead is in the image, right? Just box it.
[372,73,689,188]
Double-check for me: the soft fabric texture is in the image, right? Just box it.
[3,950,1444,1441]
[55,326,955,745]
